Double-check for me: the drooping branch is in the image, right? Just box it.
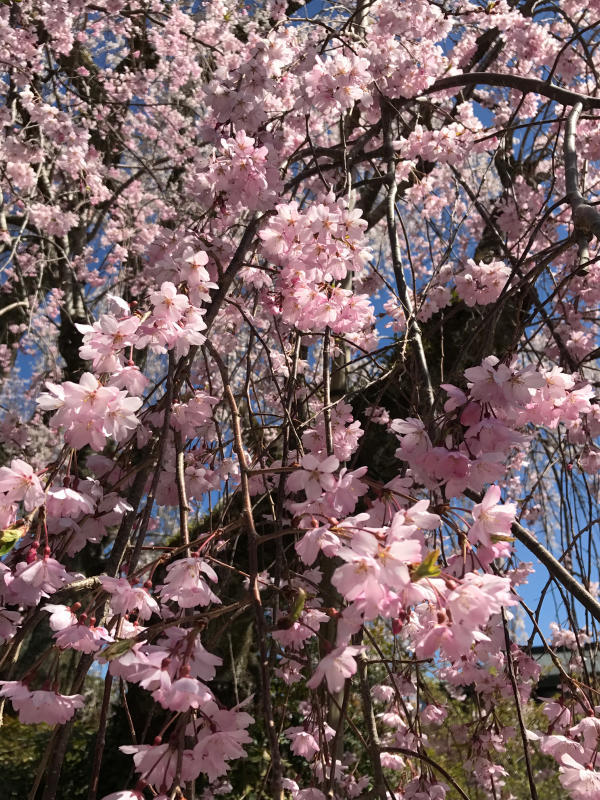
[422,71,600,110]
[465,489,600,625]
[205,341,284,800]
[563,101,600,260]
[381,95,435,410]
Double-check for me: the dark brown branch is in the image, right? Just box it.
[206,341,284,800]
[501,609,538,800]
[465,489,600,624]
[356,652,387,800]
[563,101,600,248]
[383,747,471,800]
[420,71,600,110]
[381,96,435,409]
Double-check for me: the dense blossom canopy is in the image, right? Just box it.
[1,0,600,798]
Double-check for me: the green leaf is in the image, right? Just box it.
[276,588,307,630]
[101,638,135,661]
[411,549,441,581]
[0,527,24,557]
[491,534,516,543]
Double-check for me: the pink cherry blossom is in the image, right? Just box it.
[287,454,339,501]
[0,459,45,510]
[154,675,214,711]
[2,2,600,795]
[100,576,160,620]
[120,742,196,790]
[7,555,73,606]
[191,704,254,781]
[559,754,600,799]
[53,619,113,653]
[150,282,189,322]
[0,681,84,724]
[43,603,77,631]
[307,645,365,693]
[469,485,516,547]
[159,557,221,608]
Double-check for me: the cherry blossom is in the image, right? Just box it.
[0,681,84,724]
[286,454,340,501]
[469,485,516,547]
[559,755,600,800]
[5,554,73,606]
[307,646,365,694]
[100,577,160,620]
[0,459,45,511]
[120,742,196,790]
[191,704,254,781]
[159,557,221,608]
[1,2,600,798]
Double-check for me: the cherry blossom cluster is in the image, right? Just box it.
[416,258,512,324]
[37,373,142,451]
[303,53,372,112]
[390,357,594,505]
[260,199,375,335]
[454,259,512,307]
[193,130,282,213]
[2,0,600,799]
